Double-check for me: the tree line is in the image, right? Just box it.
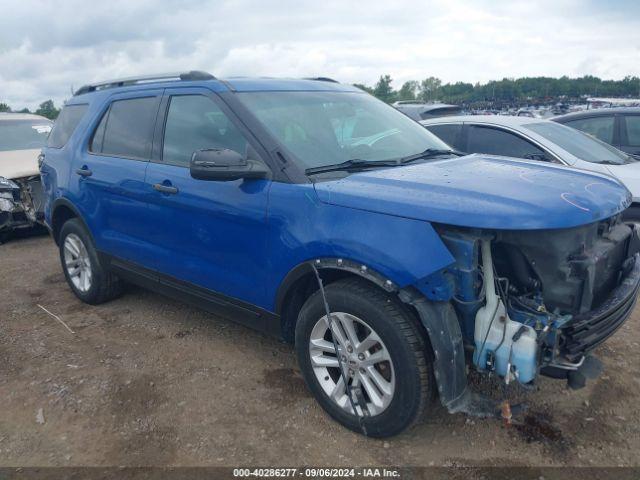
[354,75,640,106]
[2,75,639,119]
[0,100,60,119]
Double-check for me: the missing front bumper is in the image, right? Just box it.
[560,253,640,361]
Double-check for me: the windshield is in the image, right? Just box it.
[237,91,450,170]
[525,122,633,165]
[0,119,52,152]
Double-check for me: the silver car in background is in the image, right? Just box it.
[421,115,640,220]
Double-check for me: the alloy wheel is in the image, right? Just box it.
[309,312,395,416]
[63,233,92,292]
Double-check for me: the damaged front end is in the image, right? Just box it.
[0,175,46,239]
[414,215,640,412]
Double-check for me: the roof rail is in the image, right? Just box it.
[305,77,340,83]
[74,70,216,96]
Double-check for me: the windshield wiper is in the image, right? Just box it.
[305,149,466,175]
[305,158,399,175]
[396,148,466,165]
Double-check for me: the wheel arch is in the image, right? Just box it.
[51,198,93,246]
[276,258,406,343]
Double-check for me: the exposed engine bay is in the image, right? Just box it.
[0,175,46,239]
[435,215,640,390]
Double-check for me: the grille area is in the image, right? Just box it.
[561,256,640,359]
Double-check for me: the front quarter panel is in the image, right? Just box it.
[265,182,455,311]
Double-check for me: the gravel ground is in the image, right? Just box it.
[1,234,640,468]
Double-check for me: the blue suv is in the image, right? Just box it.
[40,71,640,437]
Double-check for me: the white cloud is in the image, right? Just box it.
[0,0,638,109]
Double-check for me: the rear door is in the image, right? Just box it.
[72,90,162,265]
[143,87,272,308]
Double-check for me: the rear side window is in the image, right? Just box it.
[90,110,108,153]
[47,104,88,148]
[623,116,640,147]
[91,97,159,159]
[564,116,615,144]
[467,125,545,159]
[424,124,463,150]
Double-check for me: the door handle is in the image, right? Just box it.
[153,183,179,194]
[75,167,92,177]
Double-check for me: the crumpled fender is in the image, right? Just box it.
[268,183,455,312]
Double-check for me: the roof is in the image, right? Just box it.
[71,72,361,99]
[0,112,51,122]
[222,77,361,93]
[587,97,640,105]
[420,114,546,127]
[392,100,427,106]
[552,107,640,122]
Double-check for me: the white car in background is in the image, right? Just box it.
[421,115,640,220]
[0,112,52,240]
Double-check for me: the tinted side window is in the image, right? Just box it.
[564,116,615,144]
[100,97,159,159]
[623,116,640,147]
[162,95,248,167]
[47,104,88,148]
[89,109,108,153]
[425,124,463,150]
[467,126,544,159]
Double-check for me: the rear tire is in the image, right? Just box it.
[59,218,123,304]
[295,277,433,437]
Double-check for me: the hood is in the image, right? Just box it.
[604,161,640,201]
[313,154,631,230]
[0,149,41,180]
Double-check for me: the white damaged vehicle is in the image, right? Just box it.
[0,113,52,240]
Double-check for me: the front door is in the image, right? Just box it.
[144,89,272,309]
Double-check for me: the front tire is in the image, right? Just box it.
[59,218,123,304]
[295,277,433,437]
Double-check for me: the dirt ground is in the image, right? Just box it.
[1,234,640,468]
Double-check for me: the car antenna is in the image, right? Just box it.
[312,262,369,435]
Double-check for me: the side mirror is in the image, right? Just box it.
[189,149,269,181]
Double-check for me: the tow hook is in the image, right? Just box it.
[567,355,604,390]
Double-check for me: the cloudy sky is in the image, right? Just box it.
[1,0,639,110]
